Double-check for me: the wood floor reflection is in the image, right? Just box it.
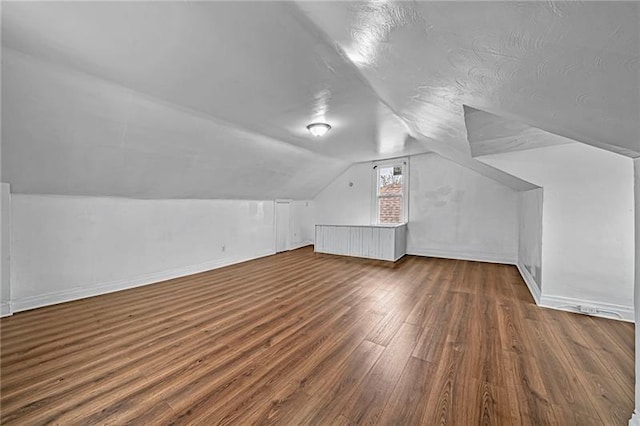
[1,247,634,425]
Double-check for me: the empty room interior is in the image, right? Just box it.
[1,1,639,425]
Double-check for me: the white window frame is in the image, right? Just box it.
[371,157,409,224]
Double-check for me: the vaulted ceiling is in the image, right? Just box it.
[2,1,638,199]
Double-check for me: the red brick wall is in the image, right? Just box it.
[379,183,403,223]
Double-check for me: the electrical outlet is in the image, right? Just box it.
[221,244,226,252]
[578,305,598,314]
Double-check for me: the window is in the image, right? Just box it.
[374,159,408,224]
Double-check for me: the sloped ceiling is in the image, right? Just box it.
[2,50,346,200]
[2,1,638,199]
[464,106,573,158]
[297,1,639,158]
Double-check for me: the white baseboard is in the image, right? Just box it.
[408,250,633,323]
[11,249,275,313]
[539,294,634,323]
[516,262,541,304]
[1,301,12,317]
[629,411,640,426]
[407,247,516,265]
[289,241,313,251]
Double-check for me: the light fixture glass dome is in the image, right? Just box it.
[307,122,331,137]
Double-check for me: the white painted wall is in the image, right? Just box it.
[481,143,634,319]
[313,152,519,264]
[313,162,373,226]
[1,184,11,316]
[10,194,276,311]
[290,200,314,248]
[517,188,543,301]
[407,153,518,263]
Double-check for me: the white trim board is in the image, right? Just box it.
[407,248,542,304]
[539,294,634,323]
[400,247,633,323]
[0,302,12,317]
[289,241,313,251]
[10,249,275,313]
[516,262,541,304]
[407,247,516,265]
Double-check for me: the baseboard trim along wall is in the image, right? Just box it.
[0,302,12,318]
[289,241,313,251]
[408,248,540,309]
[10,249,275,313]
[539,294,634,323]
[8,244,634,324]
[407,249,635,322]
[516,262,541,304]
[407,247,517,266]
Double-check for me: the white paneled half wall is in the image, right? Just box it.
[315,224,407,262]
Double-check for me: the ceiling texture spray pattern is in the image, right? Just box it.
[298,1,639,156]
[2,1,638,199]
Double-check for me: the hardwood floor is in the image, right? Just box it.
[0,247,634,425]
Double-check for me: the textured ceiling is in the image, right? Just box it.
[298,1,639,157]
[464,106,573,158]
[2,1,638,198]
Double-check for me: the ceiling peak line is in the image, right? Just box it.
[289,4,534,191]
[288,1,410,140]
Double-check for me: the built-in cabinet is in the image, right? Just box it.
[314,223,407,261]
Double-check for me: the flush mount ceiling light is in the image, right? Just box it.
[306,122,331,137]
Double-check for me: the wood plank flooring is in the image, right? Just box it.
[0,247,634,425]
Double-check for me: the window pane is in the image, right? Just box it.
[378,166,403,195]
[378,196,403,223]
[376,163,404,223]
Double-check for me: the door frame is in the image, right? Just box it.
[274,199,292,253]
